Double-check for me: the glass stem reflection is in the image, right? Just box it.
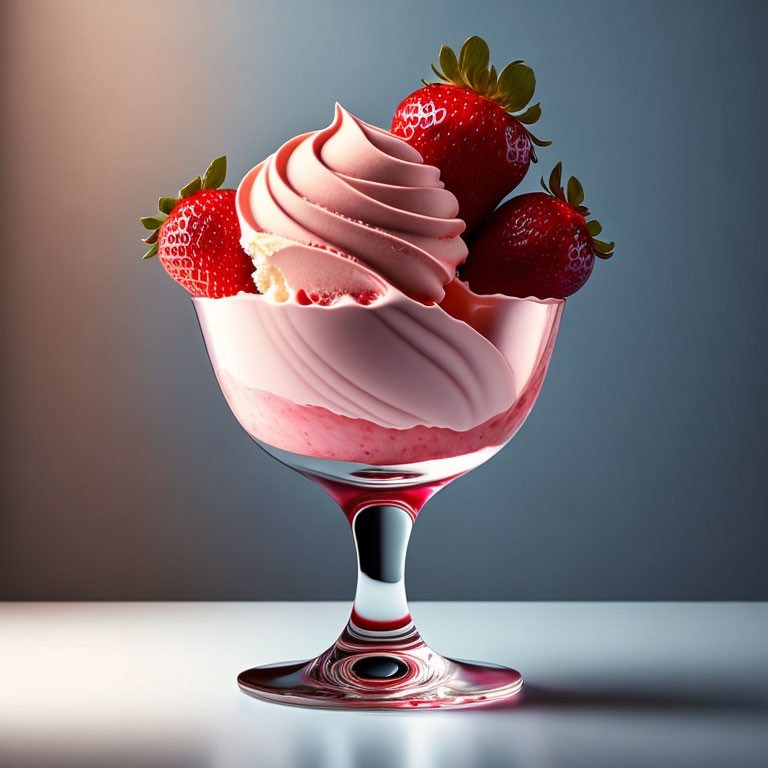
[350,504,414,631]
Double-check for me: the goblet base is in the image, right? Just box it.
[237,623,522,710]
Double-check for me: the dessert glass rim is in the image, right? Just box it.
[190,291,566,307]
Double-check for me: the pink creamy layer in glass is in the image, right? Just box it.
[214,369,545,465]
[195,280,563,464]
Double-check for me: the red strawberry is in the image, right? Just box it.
[392,36,549,235]
[140,156,256,298]
[461,163,614,299]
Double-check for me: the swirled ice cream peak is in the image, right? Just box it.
[236,104,467,304]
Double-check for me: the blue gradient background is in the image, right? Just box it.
[1,0,766,599]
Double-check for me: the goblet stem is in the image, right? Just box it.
[350,504,413,632]
[237,485,524,708]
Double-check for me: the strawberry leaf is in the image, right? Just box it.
[488,64,498,88]
[567,176,585,207]
[592,238,615,258]
[438,45,460,82]
[497,62,535,112]
[549,163,563,196]
[158,197,177,215]
[473,68,491,93]
[516,103,541,125]
[141,215,166,230]
[202,156,226,190]
[587,220,602,237]
[458,36,490,83]
[142,241,159,260]
[180,176,202,198]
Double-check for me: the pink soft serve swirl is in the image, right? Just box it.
[236,104,467,303]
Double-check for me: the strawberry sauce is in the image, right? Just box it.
[216,368,546,467]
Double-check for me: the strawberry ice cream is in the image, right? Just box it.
[194,105,563,465]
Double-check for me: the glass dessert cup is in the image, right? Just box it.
[193,290,563,709]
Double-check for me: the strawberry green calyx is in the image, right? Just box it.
[140,155,228,259]
[540,162,615,259]
[426,35,550,151]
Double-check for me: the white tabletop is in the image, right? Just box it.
[1,602,766,767]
